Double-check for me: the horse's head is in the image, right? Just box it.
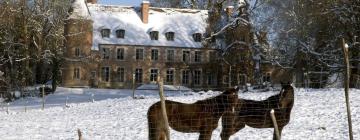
[279,82,295,108]
[220,86,240,113]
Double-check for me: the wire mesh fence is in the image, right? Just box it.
[0,79,357,139]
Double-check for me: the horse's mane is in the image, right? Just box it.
[195,93,224,105]
[193,92,230,114]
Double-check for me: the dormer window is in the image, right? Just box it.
[150,31,159,40]
[101,29,110,38]
[165,32,175,41]
[193,33,202,42]
[116,29,125,38]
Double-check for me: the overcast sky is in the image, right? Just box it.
[98,0,143,6]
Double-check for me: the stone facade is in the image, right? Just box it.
[62,0,258,90]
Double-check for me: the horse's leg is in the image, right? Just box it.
[225,122,245,139]
[220,112,236,140]
[273,126,283,140]
[198,128,213,140]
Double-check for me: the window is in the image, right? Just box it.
[117,48,125,60]
[101,67,110,82]
[150,31,159,40]
[165,32,175,41]
[117,67,125,82]
[194,51,202,62]
[193,33,202,42]
[91,71,96,80]
[101,29,110,38]
[167,50,175,62]
[116,29,125,38]
[262,72,271,83]
[239,74,246,85]
[151,49,158,61]
[182,51,190,62]
[102,48,110,59]
[209,51,217,62]
[75,48,80,57]
[136,48,144,60]
[231,70,238,85]
[150,69,158,82]
[166,69,174,83]
[223,76,229,84]
[74,68,80,80]
[207,73,215,86]
[182,70,190,85]
[239,35,245,42]
[239,54,246,62]
[194,70,201,85]
[135,69,143,83]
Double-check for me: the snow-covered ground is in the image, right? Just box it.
[0,87,359,140]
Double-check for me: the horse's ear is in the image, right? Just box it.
[235,86,240,91]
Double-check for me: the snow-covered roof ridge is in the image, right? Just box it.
[69,0,91,20]
[86,3,209,50]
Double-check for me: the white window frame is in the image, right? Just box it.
[166,49,175,62]
[193,69,202,85]
[151,49,159,61]
[91,71,96,80]
[117,67,125,82]
[165,32,175,41]
[135,48,144,60]
[193,33,202,42]
[194,51,202,63]
[135,68,143,83]
[166,69,175,84]
[101,47,111,60]
[73,67,80,80]
[182,50,190,62]
[75,47,80,57]
[150,31,159,40]
[116,47,125,60]
[116,29,125,38]
[150,68,158,82]
[101,66,110,82]
[182,69,190,85]
[101,29,111,38]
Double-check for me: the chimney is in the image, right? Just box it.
[141,1,150,24]
[86,0,97,4]
[225,6,234,17]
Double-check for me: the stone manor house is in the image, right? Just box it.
[62,0,271,89]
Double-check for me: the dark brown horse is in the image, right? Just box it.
[147,87,239,140]
[221,82,294,140]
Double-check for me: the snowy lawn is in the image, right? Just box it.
[0,87,359,140]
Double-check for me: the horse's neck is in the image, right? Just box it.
[195,95,225,113]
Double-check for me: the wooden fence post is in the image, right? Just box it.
[6,103,9,114]
[42,85,45,110]
[342,38,353,140]
[270,109,280,140]
[77,129,82,140]
[132,73,136,99]
[157,76,170,140]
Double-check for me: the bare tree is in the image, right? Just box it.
[0,0,71,100]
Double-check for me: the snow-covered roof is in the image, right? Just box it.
[70,1,209,50]
[89,5,208,50]
[69,0,91,20]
